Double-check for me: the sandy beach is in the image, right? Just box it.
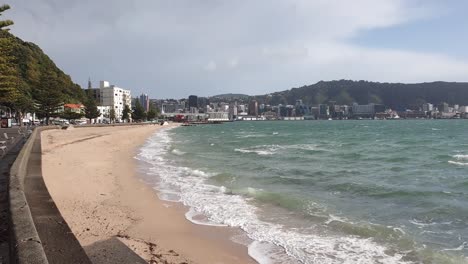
[41,125,256,264]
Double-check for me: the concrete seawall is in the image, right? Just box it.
[9,127,91,264]
[9,128,49,264]
[8,123,164,263]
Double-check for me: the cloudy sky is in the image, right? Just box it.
[7,0,468,98]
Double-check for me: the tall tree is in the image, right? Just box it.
[83,96,100,124]
[109,108,116,123]
[122,104,131,122]
[35,70,63,125]
[60,108,84,122]
[0,5,19,107]
[132,100,146,121]
[146,104,158,120]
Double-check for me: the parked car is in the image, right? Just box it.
[52,119,70,126]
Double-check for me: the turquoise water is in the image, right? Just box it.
[138,120,468,263]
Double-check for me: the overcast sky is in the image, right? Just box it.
[7,0,468,98]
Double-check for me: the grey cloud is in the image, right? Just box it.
[7,0,468,98]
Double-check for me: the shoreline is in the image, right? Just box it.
[41,124,256,264]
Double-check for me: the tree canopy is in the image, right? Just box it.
[147,104,158,120]
[253,80,468,110]
[0,4,85,122]
[122,105,131,122]
[84,96,100,122]
[132,100,146,121]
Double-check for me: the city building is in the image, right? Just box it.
[248,100,258,116]
[96,106,111,123]
[438,102,449,113]
[139,93,150,112]
[188,95,198,109]
[86,80,132,121]
[422,103,434,112]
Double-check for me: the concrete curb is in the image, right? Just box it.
[9,128,50,264]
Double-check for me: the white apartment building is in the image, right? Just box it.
[88,81,132,121]
[96,106,111,123]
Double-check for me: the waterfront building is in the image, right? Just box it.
[86,80,132,121]
[422,103,434,112]
[197,97,209,112]
[161,103,185,114]
[207,112,230,122]
[188,95,198,109]
[438,102,449,113]
[96,106,111,123]
[229,102,238,120]
[248,100,258,116]
[318,104,329,119]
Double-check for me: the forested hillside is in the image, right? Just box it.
[0,4,84,120]
[254,80,468,110]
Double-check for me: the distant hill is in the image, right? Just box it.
[211,93,250,99]
[252,80,468,110]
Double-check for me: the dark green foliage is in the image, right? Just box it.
[0,23,85,114]
[35,70,64,124]
[122,104,131,122]
[255,80,468,110]
[146,104,158,120]
[109,108,116,123]
[132,100,146,121]
[83,96,100,122]
[60,108,84,121]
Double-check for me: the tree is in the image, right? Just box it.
[147,104,158,120]
[60,108,83,122]
[83,96,100,124]
[122,104,131,122]
[0,5,19,106]
[333,89,354,105]
[35,70,63,125]
[132,100,146,122]
[109,108,116,123]
[0,5,13,31]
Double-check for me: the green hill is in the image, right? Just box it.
[0,5,84,120]
[254,80,468,110]
[1,30,85,103]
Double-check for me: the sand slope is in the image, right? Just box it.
[41,125,255,264]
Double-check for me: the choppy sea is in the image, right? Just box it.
[136,120,468,264]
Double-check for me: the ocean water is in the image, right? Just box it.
[136,120,468,264]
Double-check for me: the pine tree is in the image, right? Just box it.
[35,71,64,125]
[147,104,158,120]
[109,108,116,123]
[0,5,19,105]
[122,104,131,122]
[83,96,100,124]
[132,100,146,121]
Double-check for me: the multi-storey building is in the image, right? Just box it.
[139,93,150,112]
[86,80,132,121]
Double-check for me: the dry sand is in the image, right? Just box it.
[41,125,256,264]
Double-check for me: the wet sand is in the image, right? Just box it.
[41,124,256,264]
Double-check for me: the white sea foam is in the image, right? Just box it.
[185,208,227,227]
[171,149,186,156]
[234,145,283,155]
[453,154,468,160]
[136,128,412,264]
[235,144,330,156]
[448,160,468,166]
[442,242,467,251]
